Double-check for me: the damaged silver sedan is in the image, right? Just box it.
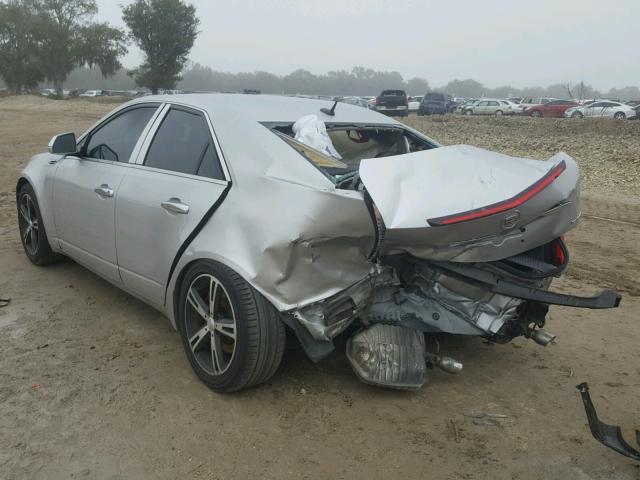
[17,94,621,392]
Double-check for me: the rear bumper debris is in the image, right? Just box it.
[576,382,640,461]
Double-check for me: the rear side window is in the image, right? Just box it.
[144,108,224,180]
[85,106,158,162]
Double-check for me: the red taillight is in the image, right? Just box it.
[373,97,378,105]
[427,160,567,227]
[551,238,566,266]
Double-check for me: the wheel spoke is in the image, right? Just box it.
[189,325,209,352]
[210,332,223,373]
[22,225,31,245]
[209,278,218,316]
[19,205,29,223]
[31,219,38,231]
[187,287,209,320]
[213,318,236,340]
[30,227,37,249]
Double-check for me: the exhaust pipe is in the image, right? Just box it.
[436,356,464,374]
[425,352,463,374]
[531,329,556,346]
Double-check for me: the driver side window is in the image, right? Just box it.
[85,106,158,162]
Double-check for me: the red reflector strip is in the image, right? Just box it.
[428,160,566,227]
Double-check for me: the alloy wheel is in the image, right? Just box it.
[18,194,39,256]
[184,273,237,375]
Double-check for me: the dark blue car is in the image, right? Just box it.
[418,92,457,115]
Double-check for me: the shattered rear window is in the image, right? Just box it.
[270,125,437,174]
[272,130,348,169]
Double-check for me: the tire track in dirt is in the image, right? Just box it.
[566,195,640,296]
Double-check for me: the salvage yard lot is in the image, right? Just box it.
[0,96,639,479]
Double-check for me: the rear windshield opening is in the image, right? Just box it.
[269,124,436,188]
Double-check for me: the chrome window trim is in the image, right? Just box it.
[132,101,231,183]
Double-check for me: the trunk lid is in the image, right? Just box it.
[359,145,580,262]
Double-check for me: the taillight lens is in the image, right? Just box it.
[551,237,567,266]
[427,160,567,227]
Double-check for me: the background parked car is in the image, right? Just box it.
[408,96,423,112]
[456,99,478,113]
[520,97,555,108]
[418,92,457,115]
[525,99,579,117]
[338,96,371,109]
[372,89,409,116]
[463,99,510,116]
[564,101,637,120]
[79,90,104,97]
[502,100,525,114]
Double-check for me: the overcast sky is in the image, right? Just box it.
[96,0,639,90]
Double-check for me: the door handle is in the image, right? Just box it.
[94,184,114,198]
[161,198,190,215]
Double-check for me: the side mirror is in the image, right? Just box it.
[48,132,77,155]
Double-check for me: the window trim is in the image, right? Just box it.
[77,103,163,164]
[132,102,231,184]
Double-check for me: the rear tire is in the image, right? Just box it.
[17,183,60,265]
[177,260,285,392]
[495,110,503,116]
[614,112,626,120]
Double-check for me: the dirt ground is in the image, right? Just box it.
[1,96,639,480]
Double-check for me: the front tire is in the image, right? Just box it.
[17,183,60,265]
[572,111,583,119]
[464,109,473,116]
[530,110,542,118]
[177,260,285,392]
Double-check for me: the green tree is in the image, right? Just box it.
[29,0,127,96]
[122,0,199,94]
[0,1,45,93]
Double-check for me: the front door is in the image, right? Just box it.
[52,105,159,283]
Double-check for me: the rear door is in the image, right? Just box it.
[475,101,489,114]
[585,101,605,117]
[115,105,230,308]
[52,104,160,282]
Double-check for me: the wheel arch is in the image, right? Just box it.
[15,176,31,200]
[167,253,279,331]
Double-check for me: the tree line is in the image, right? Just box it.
[177,65,639,100]
[0,0,199,95]
[34,62,640,101]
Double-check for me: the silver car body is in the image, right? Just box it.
[20,94,582,346]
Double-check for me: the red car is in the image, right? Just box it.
[525,100,579,118]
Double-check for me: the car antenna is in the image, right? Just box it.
[321,100,339,116]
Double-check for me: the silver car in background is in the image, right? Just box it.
[463,99,511,115]
[17,94,620,392]
[564,101,638,120]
